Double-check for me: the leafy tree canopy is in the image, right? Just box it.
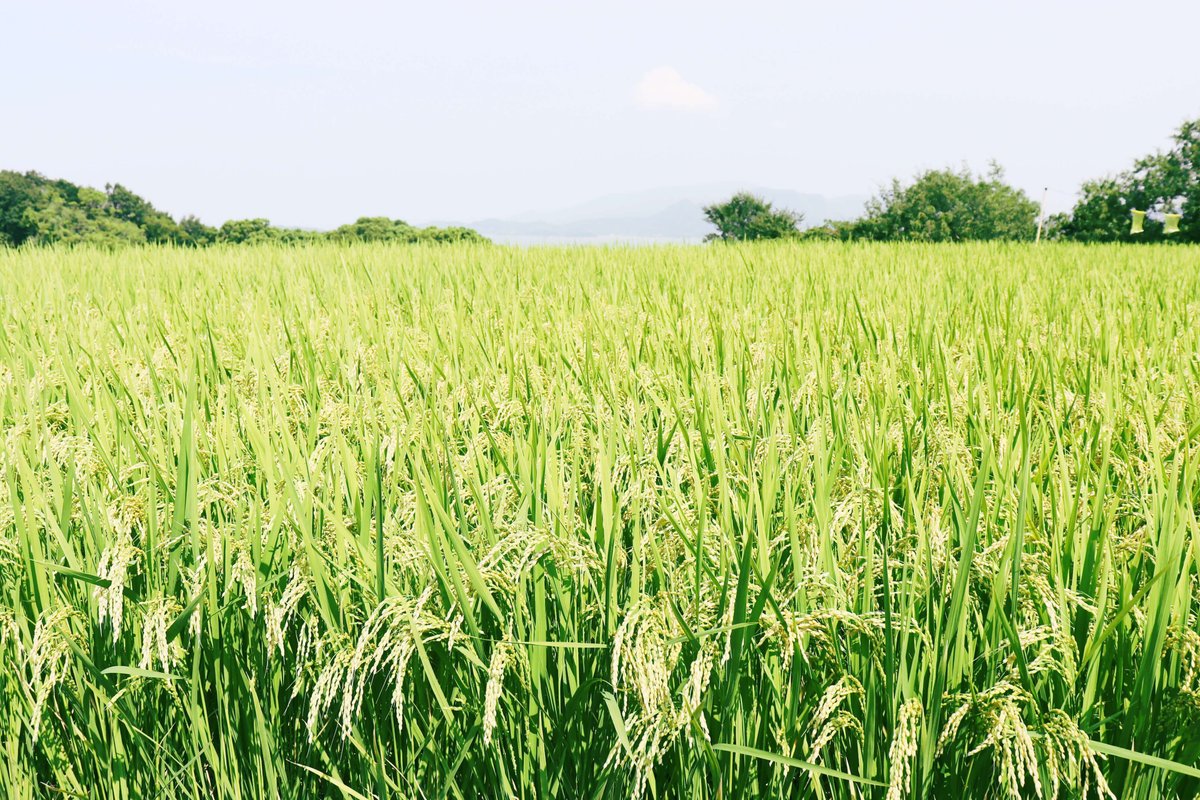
[329,216,420,242]
[1061,118,1197,243]
[218,218,279,245]
[414,225,489,244]
[0,171,490,248]
[703,192,802,242]
[843,163,1038,242]
[330,217,490,244]
[178,215,218,247]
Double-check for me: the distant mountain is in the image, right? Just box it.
[438,185,869,244]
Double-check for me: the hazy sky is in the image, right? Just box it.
[4,1,1198,227]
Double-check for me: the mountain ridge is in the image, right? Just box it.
[430,185,869,243]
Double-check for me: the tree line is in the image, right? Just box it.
[5,115,1194,248]
[0,173,488,248]
[705,116,1198,243]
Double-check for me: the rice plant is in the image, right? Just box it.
[1,241,1198,799]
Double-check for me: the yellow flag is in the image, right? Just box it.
[1130,209,1145,234]
[1164,213,1181,234]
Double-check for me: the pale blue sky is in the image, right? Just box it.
[3,0,1198,227]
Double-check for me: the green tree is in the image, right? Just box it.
[22,191,145,246]
[218,218,278,244]
[1062,117,1197,243]
[275,227,324,244]
[105,183,183,244]
[329,217,490,244]
[2,172,181,247]
[328,216,420,243]
[703,192,802,242]
[844,163,1038,242]
[2,170,489,249]
[0,171,47,246]
[178,215,218,247]
[416,225,489,244]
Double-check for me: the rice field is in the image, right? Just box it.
[1,241,1199,799]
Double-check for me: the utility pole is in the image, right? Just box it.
[1035,187,1048,243]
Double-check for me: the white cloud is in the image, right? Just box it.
[633,67,718,112]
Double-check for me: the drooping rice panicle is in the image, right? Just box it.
[0,240,1197,799]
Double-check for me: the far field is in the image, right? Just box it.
[1,242,1198,799]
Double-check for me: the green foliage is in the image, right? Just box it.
[1,242,1199,799]
[703,192,802,241]
[178,215,218,247]
[330,217,491,244]
[796,223,841,241]
[844,163,1038,241]
[217,218,278,244]
[0,171,54,246]
[1037,211,1073,242]
[329,216,421,242]
[216,218,325,245]
[105,183,185,244]
[0,171,181,247]
[1062,118,1197,243]
[277,227,326,244]
[1066,178,1136,243]
[416,224,489,244]
[21,193,146,246]
[0,172,489,248]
